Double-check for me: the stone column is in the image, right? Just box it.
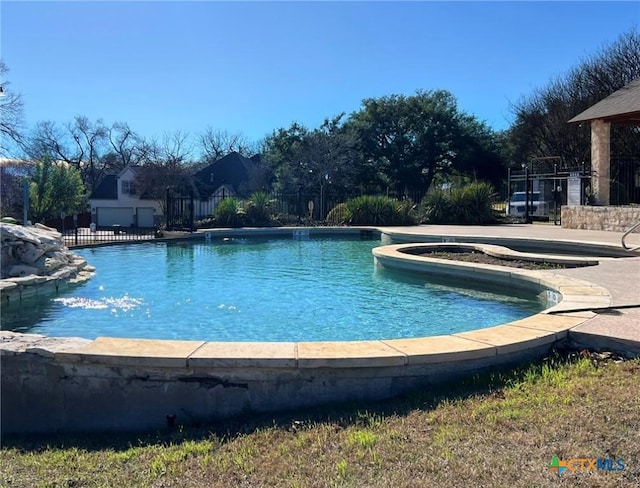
[591,119,610,205]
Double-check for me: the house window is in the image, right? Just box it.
[121,180,137,195]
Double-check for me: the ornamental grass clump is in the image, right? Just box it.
[421,181,498,224]
[328,195,417,226]
[244,192,275,226]
[214,197,245,227]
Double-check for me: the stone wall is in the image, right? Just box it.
[561,205,640,232]
[0,331,559,434]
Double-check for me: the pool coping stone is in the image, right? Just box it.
[37,238,616,370]
[3,228,637,367]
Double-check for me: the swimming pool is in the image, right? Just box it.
[1,236,544,342]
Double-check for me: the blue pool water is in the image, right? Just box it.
[1,237,544,342]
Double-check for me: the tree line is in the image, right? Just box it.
[1,27,639,222]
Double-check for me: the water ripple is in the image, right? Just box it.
[53,296,143,312]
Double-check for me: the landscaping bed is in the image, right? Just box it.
[412,250,590,270]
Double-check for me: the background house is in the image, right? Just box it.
[90,152,266,227]
[189,152,266,220]
[89,166,162,227]
[193,152,263,195]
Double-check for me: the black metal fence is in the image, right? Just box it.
[44,212,92,232]
[503,155,639,224]
[63,226,159,247]
[166,189,196,231]
[506,158,592,224]
[165,189,426,230]
[165,190,347,230]
[610,156,640,205]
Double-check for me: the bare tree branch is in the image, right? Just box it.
[197,128,255,164]
[0,61,26,157]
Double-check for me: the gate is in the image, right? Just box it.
[507,157,592,224]
[165,189,195,231]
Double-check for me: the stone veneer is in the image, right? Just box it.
[561,205,640,233]
[590,119,610,205]
[0,223,95,303]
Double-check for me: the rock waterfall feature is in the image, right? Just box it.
[0,223,94,302]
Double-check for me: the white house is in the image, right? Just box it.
[89,152,265,228]
[89,166,163,227]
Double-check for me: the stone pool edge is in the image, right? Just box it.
[0,232,609,434]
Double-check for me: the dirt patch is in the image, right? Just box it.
[412,250,583,270]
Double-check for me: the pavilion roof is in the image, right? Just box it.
[568,77,640,124]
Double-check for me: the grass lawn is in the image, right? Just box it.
[1,348,639,487]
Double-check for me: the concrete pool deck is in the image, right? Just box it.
[2,224,639,434]
[379,223,640,355]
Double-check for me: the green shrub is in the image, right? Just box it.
[421,181,498,224]
[348,195,391,225]
[244,192,275,226]
[420,187,452,224]
[214,197,245,227]
[464,182,498,224]
[327,195,417,226]
[349,196,389,225]
[326,203,350,225]
[395,199,418,225]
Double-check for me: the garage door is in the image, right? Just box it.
[137,207,155,227]
[96,207,134,227]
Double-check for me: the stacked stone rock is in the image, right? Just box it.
[561,206,640,232]
[0,223,94,301]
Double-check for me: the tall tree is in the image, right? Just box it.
[0,61,25,157]
[29,155,86,222]
[348,90,497,196]
[451,115,508,189]
[197,128,256,164]
[298,115,359,197]
[508,27,640,168]
[26,117,109,191]
[0,161,32,219]
[133,131,195,215]
[262,116,359,198]
[262,122,309,194]
[71,116,108,190]
[103,122,153,174]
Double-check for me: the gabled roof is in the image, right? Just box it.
[89,166,142,200]
[192,151,258,196]
[117,165,138,178]
[90,174,118,200]
[568,78,640,124]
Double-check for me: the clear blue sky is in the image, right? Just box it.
[1,1,638,146]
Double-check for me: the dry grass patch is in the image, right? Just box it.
[1,349,639,487]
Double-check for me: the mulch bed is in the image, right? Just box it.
[414,250,578,270]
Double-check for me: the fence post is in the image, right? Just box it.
[166,187,171,230]
[190,190,195,231]
[22,180,29,225]
[553,164,559,226]
[524,166,531,224]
